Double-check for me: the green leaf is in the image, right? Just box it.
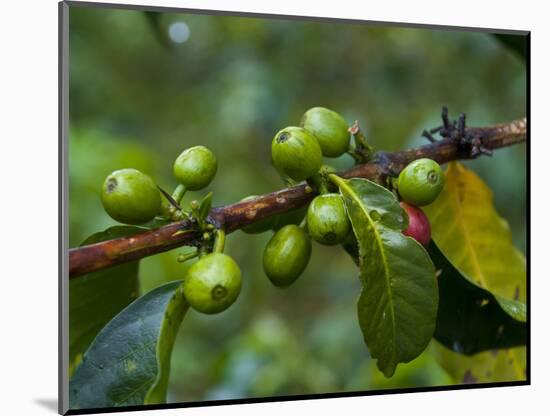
[492,34,527,60]
[69,226,146,374]
[495,296,527,322]
[143,216,173,229]
[69,281,188,409]
[199,191,213,222]
[428,241,526,355]
[144,11,173,51]
[333,176,438,377]
[341,232,359,266]
[81,225,149,246]
[433,342,526,384]
[424,162,527,318]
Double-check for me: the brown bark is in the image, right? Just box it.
[69,117,527,278]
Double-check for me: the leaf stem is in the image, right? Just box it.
[328,173,345,189]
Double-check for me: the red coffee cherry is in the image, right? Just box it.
[400,202,431,245]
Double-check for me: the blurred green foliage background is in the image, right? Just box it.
[69,6,526,403]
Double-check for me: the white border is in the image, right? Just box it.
[2,1,548,415]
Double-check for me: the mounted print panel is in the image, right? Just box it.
[59,1,529,414]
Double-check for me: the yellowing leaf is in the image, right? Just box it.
[425,162,527,383]
[424,162,526,308]
[432,341,526,384]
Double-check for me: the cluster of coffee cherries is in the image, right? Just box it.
[99,106,445,314]
[254,107,354,287]
[100,145,242,315]
[258,107,445,287]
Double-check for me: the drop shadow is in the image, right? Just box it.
[34,398,58,413]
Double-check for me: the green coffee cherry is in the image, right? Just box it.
[307,193,350,245]
[240,195,277,234]
[271,127,322,182]
[263,225,311,287]
[101,168,161,225]
[301,107,350,157]
[173,145,217,191]
[273,206,307,230]
[397,158,444,206]
[183,253,242,314]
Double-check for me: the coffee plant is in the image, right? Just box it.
[68,107,527,409]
